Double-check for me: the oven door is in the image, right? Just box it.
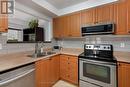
[79,58,117,87]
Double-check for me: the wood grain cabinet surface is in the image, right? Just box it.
[114,0,128,35]
[0,15,8,32]
[53,12,81,38]
[118,62,130,87]
[35,55,60,87]
[81,8,96,26]
[60,55,78,85]
[127,0,130,34]
[0,0,8,32]
[95,4,114,23]
[81,4,114,25]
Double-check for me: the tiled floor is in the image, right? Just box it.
[53,80,77,87]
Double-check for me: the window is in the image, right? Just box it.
[7,28,23,42]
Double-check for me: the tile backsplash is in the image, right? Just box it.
[55,36,130,52]
[0,34,130,54]
[0,34,52,54]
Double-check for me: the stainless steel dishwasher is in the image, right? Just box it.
[0,63,35,87]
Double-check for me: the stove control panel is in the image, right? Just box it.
[85,44,112,51]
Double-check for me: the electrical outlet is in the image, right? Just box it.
[120,43,125,48]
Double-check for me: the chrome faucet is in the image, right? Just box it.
[34,42,44,57]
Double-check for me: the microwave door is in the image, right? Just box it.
[81,24,114,36]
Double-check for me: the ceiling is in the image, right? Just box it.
[16,0,57,17]
[44,0,88,9]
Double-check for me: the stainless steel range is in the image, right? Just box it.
[78,44,117,87]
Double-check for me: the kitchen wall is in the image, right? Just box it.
[55,36,130,52]
[0,34,52,54]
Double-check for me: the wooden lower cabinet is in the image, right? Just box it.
[60,55,78,85]
[118,62,130,87]
[35,55,60,87]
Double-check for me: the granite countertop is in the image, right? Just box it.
[114,51,130,63]
[0,48,83,72]
[0,48,130,72]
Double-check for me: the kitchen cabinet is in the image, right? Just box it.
[0,15,8,32]
[69,12,81,37]
[53,12,81,38]
[35,55,60,87]
[81,8,96,26]
[53,18,62,38]
[127,0,130,34]
[60,55,78,85]
[96,4,114,23]
[118,62,130,87]
[114,0,128,35]
[81,4,114,26]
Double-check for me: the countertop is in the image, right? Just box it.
[0,48,83,72]
[0,48,130,72]
[114,51,130,63]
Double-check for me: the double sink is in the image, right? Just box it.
[28,51,56,58]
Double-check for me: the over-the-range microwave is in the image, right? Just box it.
[81,23,115,36]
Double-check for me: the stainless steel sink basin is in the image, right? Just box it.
[27,51,56,58]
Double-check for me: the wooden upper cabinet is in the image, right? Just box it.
[96,4,114,23]
[118,62,130,87]
[127,0,130,34]
[0,15,8,32]
[81,4,114,26]
[62,15,70,37]
[53,18,61,38]
[0,0,8,32]
[69,12,81,37]
[114,0,128,35]
[53,12,81,38]
[81,8,96,26]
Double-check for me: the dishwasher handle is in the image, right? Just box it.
[0,69,35,86]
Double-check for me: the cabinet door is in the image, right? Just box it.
[114,0,128,35]
[81,8,96,25]
[61,16,70,37]
[0,15,8,32]
[51,55,60,84]
[118,62,130,87]
[68,56,78,85]
[60,55,69,80]
[127,0,130,34]
[69,12,81,37]
[35,59,51,87]
[53,18,63,38]
[96,4,114,23]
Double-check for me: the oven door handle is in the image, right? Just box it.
[81,59,116,66]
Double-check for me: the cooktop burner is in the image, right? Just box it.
[78,44,117,62]
[78,52,117,62]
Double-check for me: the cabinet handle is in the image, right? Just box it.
[49,58,52,60]
[118,63,121,66]
[128,31,130,34]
